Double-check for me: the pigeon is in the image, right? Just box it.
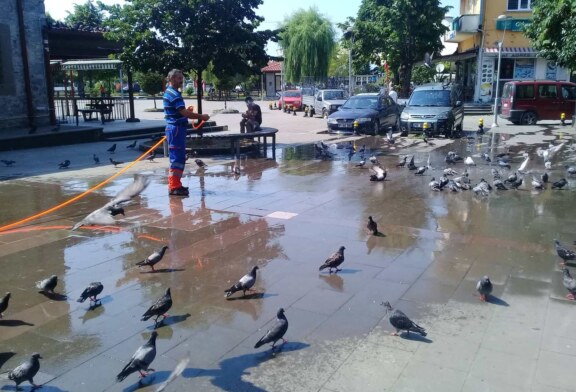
[109,158,124,167]
[367,216,378,235]
[481,152,491,162]
[141,288,173,326]
[541,172,549,183]
[491,168,502,180]
[497,160,511,169]
[386,131,395,144]
[358,144,366,155]
[254,308,288,351]
[545,161,552,170]
[369,166,387,181]
[71,174,151,230]
[145,151,156,162]
[532,177,544,190]
[0,159,15,167]
[505,172,518,184]
[408,155,417,170]
[476,276,493,301]
[195,158,207,168]
[77,282,104,304]
[509,177,523,190]
[493,179,508,190]
[552,178,567,189]
[232,162,241,175]
[58,159,71,169]
[319,246,346,274]
[472,179,491,196]
[136,246,169,272]
[369,155,381,167]
[36,275,57,294]
[355,159,366,168]
[518,154,529,173]
[108,205,125,217]
[0,292,10,318]
[396,156,407,167]
[443,168,458,176]
[446,180,460,192]
[116,331,158,382]
[429,177,441,191]
[8,353,42,389]
[438,175,449,189]
[93,154,100,164]
[107,143,117,153]
[464,156,476,166]
[562,268,576,300]
[224,266,259,298]
[566,166,576,175]
[414,166,427,175]
[555,239,576,265]
[126,140,137,149]
[381,301,427,337]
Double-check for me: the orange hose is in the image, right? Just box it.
[0,137,167,233]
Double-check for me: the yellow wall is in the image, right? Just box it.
[483,4,532,50]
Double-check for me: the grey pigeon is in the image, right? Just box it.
[509,177,523,190]
[8,353,42,389]
[93,154,100,164]
[429,177,441,191]
[107,143,117,153]
[254,308,288,351]
[505,171,517,183]
[396,156,407,168]
[355,159,366,168]
[77,282,104,304]
[369,165,386,181]
[116,331,158,382]
[0,159,15,167]
[136,246,169,272]
[552,178,567,189]
[555,239,576,265]
[224,266,259,298]
[493,179,508,190]
[541,172,549,183]
[126,140,137,149]
[382,301,426,336]
[532,177,544,190]
[566,166,576,175]
[319,246,345,274]
[476,276,493,301]
[36,275,57,293]
[562,268,576,300]
[145,151,156,162]
[367,216,378,235]
[71,175,151,230]
[414,166,427,175]
[0,292,10,318]
[141,288,172,326]
[109,157,124,167]
[58,159,70,169]
[381,301,427,337]
[195,158,206,168]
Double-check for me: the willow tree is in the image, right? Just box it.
[279,8,335,84]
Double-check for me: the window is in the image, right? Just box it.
[561,85,576,100]
[508,0,531,10]
[516,84,534,99]
[538,84,557,98]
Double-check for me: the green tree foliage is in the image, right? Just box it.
[64,0,106,28]
[411,65,437,85]
[328,43,350,77]
[279,8,335,83]
[524,0,576,69]
[354,0,449,97]
[104,0,276,113]
[138,71,164,108]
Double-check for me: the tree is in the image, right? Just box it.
[104,0,277,114]
[328,43,350,77]
[354,0,449,97]
[411,65,436,85]
[524,0,576,69]
[279,8,335,84]
[138,71,164,109]
[64,0,106,29]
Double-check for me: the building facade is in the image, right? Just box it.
[0,0,51,131]
[445,0,571,104]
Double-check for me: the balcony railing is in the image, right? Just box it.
[445,14,481,43]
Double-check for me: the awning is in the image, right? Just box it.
[434,47,478,62]
[483,47,537,57]
[61,59,123,71]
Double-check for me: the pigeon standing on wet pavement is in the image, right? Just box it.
[71,175,151,230]
[367,216,378,235]
[1,159,15,167]
[0,292,10,318]
[396,156,407,167]
[93,154,100,164]
[443,168,458,176]
[77,282,104,304]
[58,160,70,169]
[464,156,476,166]
[497,160,511,169]
[566,166,576,175]
[116,331,158,383]
[136,246,169,272]
[36,275,57,294]
[429,177,441,191]
[355,159,366,168]
[319,246,346,274]
[224,266,259,298]
[509,177,523,190]
[408,155,417,170]
[254,308,288,352]
[107,143,117,154]
[562,268,576,300]
[126,140,137,149]
[381,301,427,337]
[552,178,568,189]
[145,151,156,162]
[141,288,173,326]
[505,171,517,184]
[369,166,387,181]
[555,239,576,266]
[109,158,124,167]
[195,158,207,169]
[476,276,493,301]
[493,179,508,190]
[8,353,42,390]
[414,166,427,175]
[518,154,529,173]
[532,177,544,190]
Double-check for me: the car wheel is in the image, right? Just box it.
[322,108,328,119]
[372,120,380,135]
[454,122,463,138]
[520,111,537,125]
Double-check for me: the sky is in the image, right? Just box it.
[44,0,459,54]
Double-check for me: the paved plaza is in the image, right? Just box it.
[0,101,575,391]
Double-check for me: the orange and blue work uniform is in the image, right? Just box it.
[163,86,188,192]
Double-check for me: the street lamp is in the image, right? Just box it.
[492,14,512,128]
[345,26,354,96]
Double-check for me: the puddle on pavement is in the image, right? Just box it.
[0,131,575,389]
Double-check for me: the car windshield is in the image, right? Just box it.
[324,91,345,100]
[342,96,378,110]
[409,90,451,106]
[283,91,301,98]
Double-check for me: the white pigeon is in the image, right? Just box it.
[545,161,552,169]
[464,156,476,166]
[443,168,458,176]
[518,153,529,173]
[370,166,387,181]
[71,175,151,231]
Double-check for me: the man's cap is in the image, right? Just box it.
[244,96,254,103]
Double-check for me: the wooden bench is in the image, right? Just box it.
[186,127,278,159]
[79,109,100,122]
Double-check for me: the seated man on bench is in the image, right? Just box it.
[240,96,262,133]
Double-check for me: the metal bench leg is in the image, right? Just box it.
[272,135,276,160]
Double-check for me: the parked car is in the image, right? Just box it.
[400,83,464,138]
[500,80,576,125]
[303,89,347,118]
[278,90,303,110]
[327,93,400,135]
[122,82,141,93]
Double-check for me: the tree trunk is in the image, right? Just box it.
[399,64,413,99]
[196,69,204,114]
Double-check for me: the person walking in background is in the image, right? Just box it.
[388,84,398,104]
[240,96,262,133]
[163,69,210,196]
